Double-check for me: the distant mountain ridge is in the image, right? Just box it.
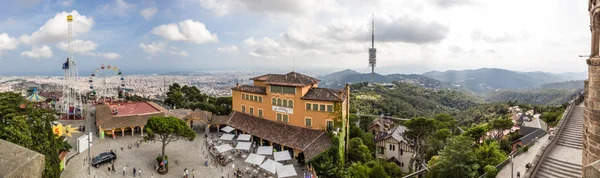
[421,68,584,93]
[318,69,444,89]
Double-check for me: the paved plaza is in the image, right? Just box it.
[60,105,307,178]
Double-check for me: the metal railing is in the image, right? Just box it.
[523,92,584,178]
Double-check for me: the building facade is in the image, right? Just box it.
[374,125,414,173]
[231,72,348,130]
[228,71,350,161]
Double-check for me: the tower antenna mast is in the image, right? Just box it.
[368,14,377,83]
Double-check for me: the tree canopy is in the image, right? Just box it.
[0,92,71,178]
[145,116,196,166]
[428,135,480,178]
[164,83,232,115]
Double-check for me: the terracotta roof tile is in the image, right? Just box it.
[231,85,267,95]
[184,111,213,121]
[250,72,320,87]
[211,115,231,125]
[302,88,347,102]
[226,111,332,160]
[95,103,167,129]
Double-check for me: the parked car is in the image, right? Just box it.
[91,151,117,168]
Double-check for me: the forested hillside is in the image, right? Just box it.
[350,82,482,118]
[485,89,582,106]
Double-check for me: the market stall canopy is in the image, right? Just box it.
[237,134,251,141]
[277,164,297,178]
[274,150,292,162]
[260,159,283,174]
[235,141,251,150]
[26,89,46,102]
[221,126,235,133]
[257,146,273,155]
[244,153,265,166]
[216,144,234,153]
[220,134,235,141]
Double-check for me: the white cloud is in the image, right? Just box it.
[81,52,121,59]
[139,42,188,57]
[21,45,53,58]
[57,40,97,52]
[0,33,19,54]
[140,7,158,20]
[101,0,135,16]
[217,45,238,53]
[20,10,94,45]
[151,19,218,44]
[58,0,75,7]
[139,42,166,55]
[197,0,338,17]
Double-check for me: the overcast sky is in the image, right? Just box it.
[0,0,591,75]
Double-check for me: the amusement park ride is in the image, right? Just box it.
[60,14,83,120]
[89,64,125,102]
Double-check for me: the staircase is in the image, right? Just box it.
[534,105,583,178]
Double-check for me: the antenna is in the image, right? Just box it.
[372,13,374,48]
[293,56,296,72]
[368,13,377,83]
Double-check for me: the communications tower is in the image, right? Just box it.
[368,14,377,83]
[61,14,82,119]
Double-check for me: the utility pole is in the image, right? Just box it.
[88,132,91,175]
[511,154,514,178]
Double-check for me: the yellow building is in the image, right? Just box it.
[225,71,350,161]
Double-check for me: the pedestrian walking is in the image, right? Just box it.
[151,174,154,178]
[138,169,142,177]
[517,171,521,178]
[133,167,137,177]
[112,164,115,172]
[192,169,195,178]
[108,165,111,172]
[123,165,126,176]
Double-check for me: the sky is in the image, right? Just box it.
[0,0,591,76]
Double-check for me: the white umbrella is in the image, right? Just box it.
[221,126,235,133]
[216,144,234,153]
[237,134,252,141]
[220,134,235,141]
[235,141,252,150]
[274,150,292,162]
[257,146,273,155]
[244,153,266,166]
[277,164,297,178]
[260,159,283,174]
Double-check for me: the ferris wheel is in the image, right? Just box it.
[89,64,124,101]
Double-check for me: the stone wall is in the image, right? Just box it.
[0,139,45,178]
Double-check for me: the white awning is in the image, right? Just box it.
[220,134,235,141]
[260,159,283,174]
[237,134,252,141]
[257,146,273,155]
[216,144,233,153]
[274,150,292,162]
[221,126,235,133]
[244,153,265,166]
[277,164,297,178]
[235,141,252,150]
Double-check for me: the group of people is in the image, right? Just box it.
[182,168,196,178]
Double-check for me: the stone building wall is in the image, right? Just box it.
[0,139,45,178]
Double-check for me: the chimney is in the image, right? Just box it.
[338,90,343,100]
[236,83,239,87]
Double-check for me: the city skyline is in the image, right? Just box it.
[0,0,590,76]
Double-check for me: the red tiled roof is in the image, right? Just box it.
[96,102,167,129]
[302,88,347,102]
[223,111,332,160]
[250,72,320,87]
[231,85,267,95]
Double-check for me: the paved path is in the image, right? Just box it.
[496,134,549,178]
[60,105,308,178]
[533,103,584,178]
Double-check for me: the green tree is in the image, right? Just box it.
[489,117,513,141]
[379,160,403,178]
[348,162,371,178]
[144,116,196,170]
[474,141,507,173]
[484,165,499,178]
[403,117,437,172]
[0,92,71,178]
[428,135,479,178]
[369,163,390,178]
[348,138,373,163]
[464,124,488,144]
[311,147,347,178]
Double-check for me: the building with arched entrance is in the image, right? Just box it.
[95,101,168,138]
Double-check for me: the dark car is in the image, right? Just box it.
[91,151,117,168]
